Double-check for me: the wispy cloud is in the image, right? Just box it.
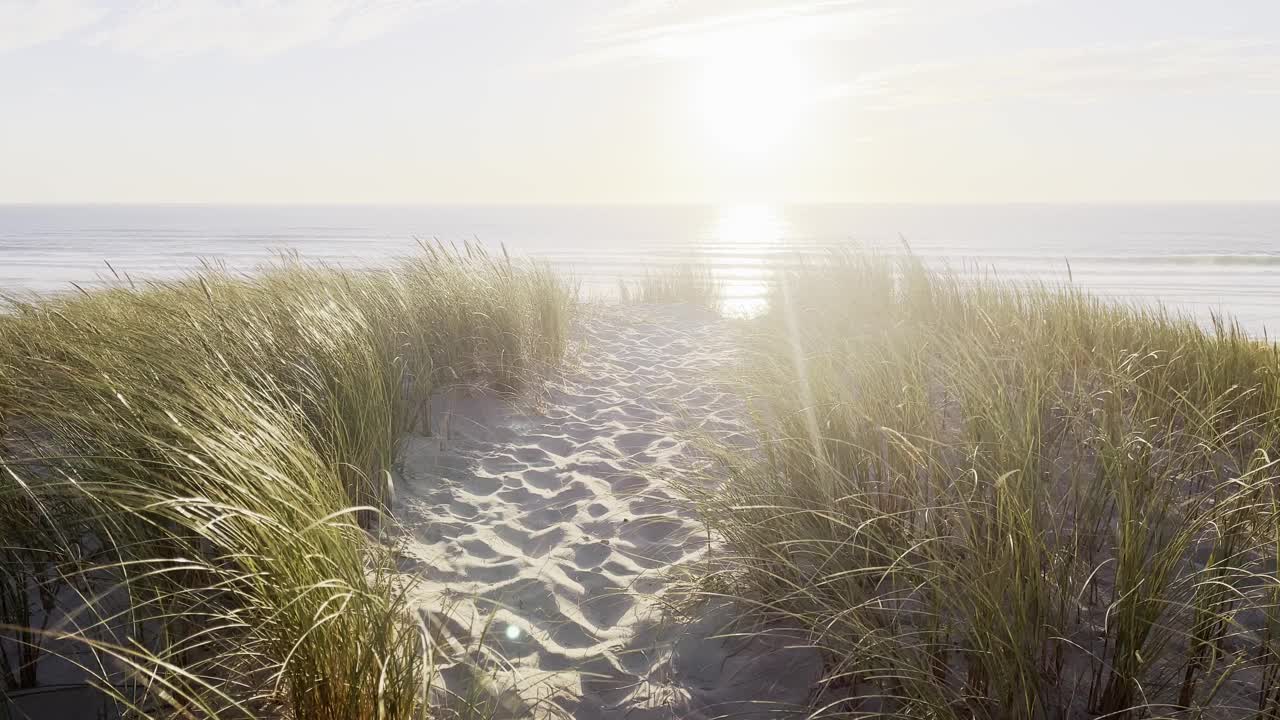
[95,0,438,59]
[561,0,1031,68]
[0,0,105,52]
[0,0,436,57]
[570,2,1280,110]
[838,40,1280,109]
[563,0,877,68]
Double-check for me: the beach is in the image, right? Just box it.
[1,293,830,719]
[6,0,1277,714]
[394,303,821,717]
[7,250,1280,717]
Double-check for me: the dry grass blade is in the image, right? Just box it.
[688,249,1280,718]
[0,246,573,719]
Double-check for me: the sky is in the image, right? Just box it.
[1,0,1279,204]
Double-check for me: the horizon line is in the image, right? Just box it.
[4,200,1280,208]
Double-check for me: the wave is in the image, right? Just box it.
[928,253,1280,267]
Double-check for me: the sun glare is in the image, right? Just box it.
[712,203,789,317]
[714,203,788,245]
[692,32,819,159]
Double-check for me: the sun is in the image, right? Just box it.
[692,31,819,159]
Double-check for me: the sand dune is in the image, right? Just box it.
[392,304,822,718]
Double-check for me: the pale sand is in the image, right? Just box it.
[393,304,823,719]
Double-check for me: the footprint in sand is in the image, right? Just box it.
[572,541,612,570]
[394,305,822,718]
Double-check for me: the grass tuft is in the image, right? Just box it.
[691,249,1280,718]
[620,264,722,311]
[0,244,572,718]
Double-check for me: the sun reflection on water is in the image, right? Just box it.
[707,204,789,317]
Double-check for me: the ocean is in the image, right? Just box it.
[2,203,1278,334]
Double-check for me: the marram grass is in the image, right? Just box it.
[689,250,1280,718]
[619,264,722,311]
[0,244,572,718]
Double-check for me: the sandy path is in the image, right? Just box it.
[392,304,822,719]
